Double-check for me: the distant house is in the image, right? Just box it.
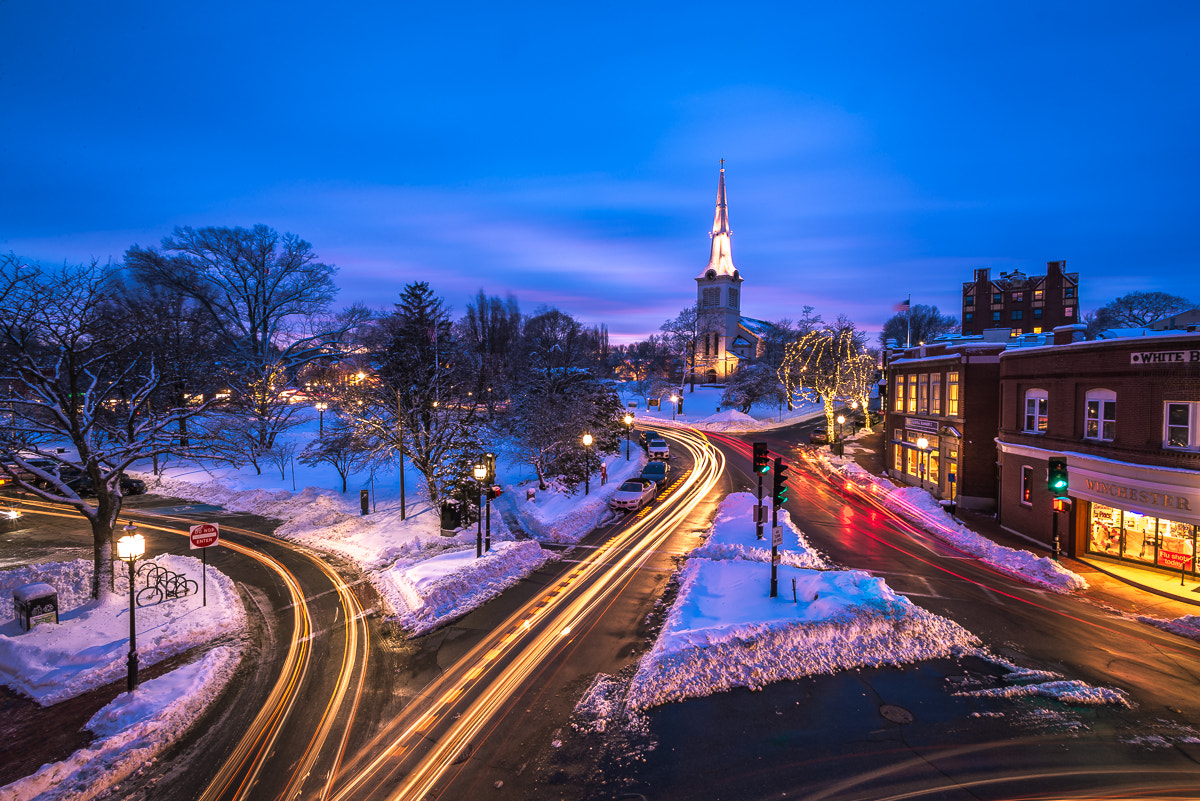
[1149,308,1200,331]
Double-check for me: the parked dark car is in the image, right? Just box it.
[809,427,829,445]
[35,467,146,496]
[640,460,670,488]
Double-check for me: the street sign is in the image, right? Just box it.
[189,523,219,549]
[771,525,783,547]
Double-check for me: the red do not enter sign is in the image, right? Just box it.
[190,523,220,549]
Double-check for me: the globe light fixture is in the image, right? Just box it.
[582,433,593,495]
[116,523,146,694]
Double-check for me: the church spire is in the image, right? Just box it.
[711,159,730,237]
[700,161,738,278]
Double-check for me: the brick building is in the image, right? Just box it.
[884,341,1005,510]
[961,261,1080,337]
[996,326,1200,574]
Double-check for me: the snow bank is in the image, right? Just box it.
[1,648,240,801]
[0,555,246,705]
[510,453,647,544]
[627,493,979,709]
[816,450,1088,594]
[384,541,551,635]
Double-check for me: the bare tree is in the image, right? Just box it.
[125,225,368,455]
[878,304,957,348]
[661,304,721,393]
[299,425,366,493]
[0,256,218,599]
[1093,291,1195,329]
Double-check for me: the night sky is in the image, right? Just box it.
[3,1,1197,343]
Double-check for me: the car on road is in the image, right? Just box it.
[646,437,671,461]
[640,460,670,488]
[809,427,829,445]
[30,467,147,496]
[609,478,658,511]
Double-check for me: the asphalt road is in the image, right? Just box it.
[558,427,1200,801]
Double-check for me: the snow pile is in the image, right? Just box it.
[689,493,827,568]
[0,559,96,620]
[2,648,239,801]
[957,678,1131,707]
[817,451,1088,594]
[627,494,979,709]
[0,555,246,705]
[510,453,647,544]
[385,541,551,636]
[1137,614,1200,642]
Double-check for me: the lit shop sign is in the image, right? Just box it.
[1082,478,1193,513]
[905,418,939,434]
[1129,349,1200,365]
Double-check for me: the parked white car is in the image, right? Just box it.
[609,478,658,511]
[646,437,671,461]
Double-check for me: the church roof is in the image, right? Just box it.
[738,316,771,338]
[697,165,739,280]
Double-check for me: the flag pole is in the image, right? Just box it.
[905,294,912,348]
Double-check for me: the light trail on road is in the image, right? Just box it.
[11,495,371,801]
[321,425,723,801]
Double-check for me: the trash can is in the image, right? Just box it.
[440,501,462,535]
[14,582,58,631]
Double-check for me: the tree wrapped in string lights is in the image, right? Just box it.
[777,321,869,439]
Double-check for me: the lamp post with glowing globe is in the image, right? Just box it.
[116,523,146,693]
[582,433,593,495]
[473,462,487,557]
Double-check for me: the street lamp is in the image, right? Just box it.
[916,436,929,490]
[582,433,593,495]
[836,414,846,442]
[473,463,487,557]
[623,414,633,460]
[315,401,328,436]
[670,394,679,420]
[116,523,146,694]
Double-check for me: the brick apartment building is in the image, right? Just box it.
[996,326,1200,574]
[884,341,1005,510]
[961,261,1080,337]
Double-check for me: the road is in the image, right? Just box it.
[572,427,1200,801]
[2,492,385,801]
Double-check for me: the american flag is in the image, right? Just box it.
[894,298,911,312]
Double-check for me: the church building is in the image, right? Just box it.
[694,165,769,382]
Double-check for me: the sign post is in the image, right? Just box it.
[189,523,220,606]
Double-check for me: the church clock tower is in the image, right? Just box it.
[695,163,744,381]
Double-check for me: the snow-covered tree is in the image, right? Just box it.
[299,423,367,493]
[720,363,785,414]
[0,256,218,599]
[341,282,483,508]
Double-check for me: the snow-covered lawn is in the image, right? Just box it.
[136,414,646,633]
[619,385,826,432]
[0,558,244,801]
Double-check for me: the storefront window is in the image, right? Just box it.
[1088,503,1197,572]
[1020,466,1033,505]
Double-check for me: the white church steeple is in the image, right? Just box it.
[699,160,739,280]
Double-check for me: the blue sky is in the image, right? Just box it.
[2,1,1197,343]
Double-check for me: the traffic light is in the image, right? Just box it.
[772,457,788,506]
[1047,457,1068,497]
[752,442,770,473]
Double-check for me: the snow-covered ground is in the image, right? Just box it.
[0,558,244,801]
[619,385,826,432]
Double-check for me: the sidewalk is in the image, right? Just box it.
[845,424,1200,621]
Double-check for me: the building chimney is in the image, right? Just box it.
[1053,323,1087,345]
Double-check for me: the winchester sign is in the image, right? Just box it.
[1129,349,1200,365]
